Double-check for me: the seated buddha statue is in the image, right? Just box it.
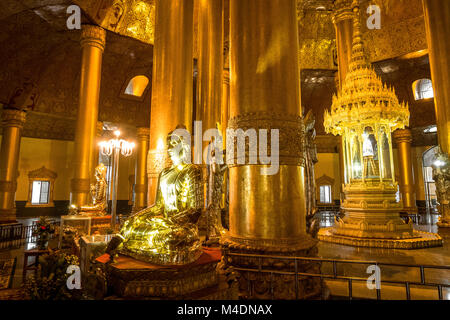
[108,127,203,265]
[71,163,107,216]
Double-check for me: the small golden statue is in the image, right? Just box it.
[205,144,227,245]
[433,152,450,227]
[109,127,203,265]
[304,110,318,218]
[71,163,108,216]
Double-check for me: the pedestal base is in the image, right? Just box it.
[221,235,323,300]
[100,248,224,298]
[318,227,443,249]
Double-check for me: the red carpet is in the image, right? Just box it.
[96,247,221,270]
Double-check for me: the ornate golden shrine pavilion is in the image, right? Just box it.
[319,0,442,248]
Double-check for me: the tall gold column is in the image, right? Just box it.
[197,0,223,133]
[148,0,194,205]
[423,0,450,227]
[393,128,417,213]
[221,0,230,144]
[70,25,106,207]
[223,0,321,299]
[333,0,353,194]
[133,127,149,212]
[0,109,26,224]
[423,0,450,154]
[333,0,353,90]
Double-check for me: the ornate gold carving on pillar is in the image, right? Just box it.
[393,128,417,214]
[147,0,194,205]
[71,25,106,208]
[222,0,321,299]
[0,109,27,223]
[422,0,450,155]
[133,127,149,212]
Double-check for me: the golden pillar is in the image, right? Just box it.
[71,25,106,207]
[223,0,320,299]
[197,0,223,133]
[333,0,353,195]
[393,128,417,213]
[148,0,194,205]
[422,0,450,154]
[0,109,26,224]
[333,0,353,90]
[133,127,150,212]
[221,1,230,144]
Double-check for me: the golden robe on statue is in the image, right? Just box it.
[116,128,203,265]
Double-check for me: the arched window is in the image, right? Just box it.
[412,79,434,100]
[124,75,149,97]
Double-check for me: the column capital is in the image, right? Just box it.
[136,127,150,139]
[332,0,353,24]
[1,109,27,129]
[227,112,306,167]
[393,128,413,144]
[80,25,106,51]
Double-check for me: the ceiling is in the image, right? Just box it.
[0,0,437,147]
[0,0,152,140]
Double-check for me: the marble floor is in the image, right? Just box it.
[0,214,449,300]
[0,218,59,288]
[316,211,450,300]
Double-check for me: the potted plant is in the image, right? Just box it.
[33,217,55,250]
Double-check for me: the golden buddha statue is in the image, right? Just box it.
[71,163,107,216]
[110,128,203,265]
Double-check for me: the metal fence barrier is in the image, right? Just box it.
[223,251,450,300]
[0,220,58,250]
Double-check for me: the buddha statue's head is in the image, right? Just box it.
[167,125,191,167]
[95,163,107,180]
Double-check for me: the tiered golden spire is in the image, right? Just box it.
[324,0,410,136]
